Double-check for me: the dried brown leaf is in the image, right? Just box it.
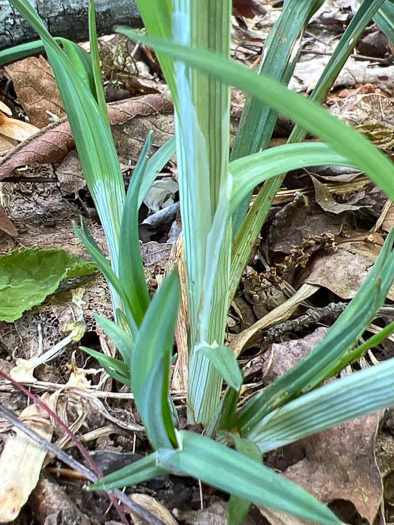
[0,204,18,237]
[0,393,55,522]
[5,56,65,127]
[310,174,367,214]
[301,236,385,299]
[0,94,173,182]
[260,414,383,525]
[269,193,342,254]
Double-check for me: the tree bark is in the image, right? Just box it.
[0,0,142,50]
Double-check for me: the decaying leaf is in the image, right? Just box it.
[30,476,92,525]
[0,393,55,522]
[310,174,368,215]
[269,193,342,254]
[0,112,38,142]
[128,493,178,525]
[5,56,65,127]
[258,329,384,524]
[141,241,172,267]
[143,178,178,214]
[301,235,387,300]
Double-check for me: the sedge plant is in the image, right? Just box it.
[2,0,394,523]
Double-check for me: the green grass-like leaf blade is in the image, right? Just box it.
[248,357,394,451]
[116,29,394,199]
[196,343,243,391]
[229,142,358,213]
[131,270,180,448]
[90,452,167,491]
[157,430,341,524]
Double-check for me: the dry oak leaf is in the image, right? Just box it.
[0,94,173,182]
[5,56,65,127]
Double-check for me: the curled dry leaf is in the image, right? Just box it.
[128,493,178,525]
[260,414,383,525]
[0,112,38,142]
[269,193,342,254]
[0,392,55,522]
[0,94,173,182]
[310,174,368,215]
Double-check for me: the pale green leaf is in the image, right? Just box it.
[94,314,134,366]
[231,0,324,232]
[119,133,151,326]
[229,142,357,214]
[9,0,125,276]
[196,343,242,391]
[248,357,394,452]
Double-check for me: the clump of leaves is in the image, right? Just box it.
[2,0,394,523]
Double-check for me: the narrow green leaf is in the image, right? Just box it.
[139,355,178,449]
[229,0,387,304]
[0,39,47,65]
[235,230,394,432]
[358,0,394,44]
[0,248,96,323]
[157,430,341,524]
[130,270,180,447]
[229,142,357,214]
[90,452,167,491]
[94,314,134,366]
[88,0,109,118]
[116,30,394,200]
[57,38,94,93]
[133,0,176,98]
[80,346,130,386]
[118,133,152,325]
[196,343,242,391]
[73,220,138,338]
[231,0,324,233]
[248,357,394,452]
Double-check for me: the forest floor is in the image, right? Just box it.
[0,1,394,524]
